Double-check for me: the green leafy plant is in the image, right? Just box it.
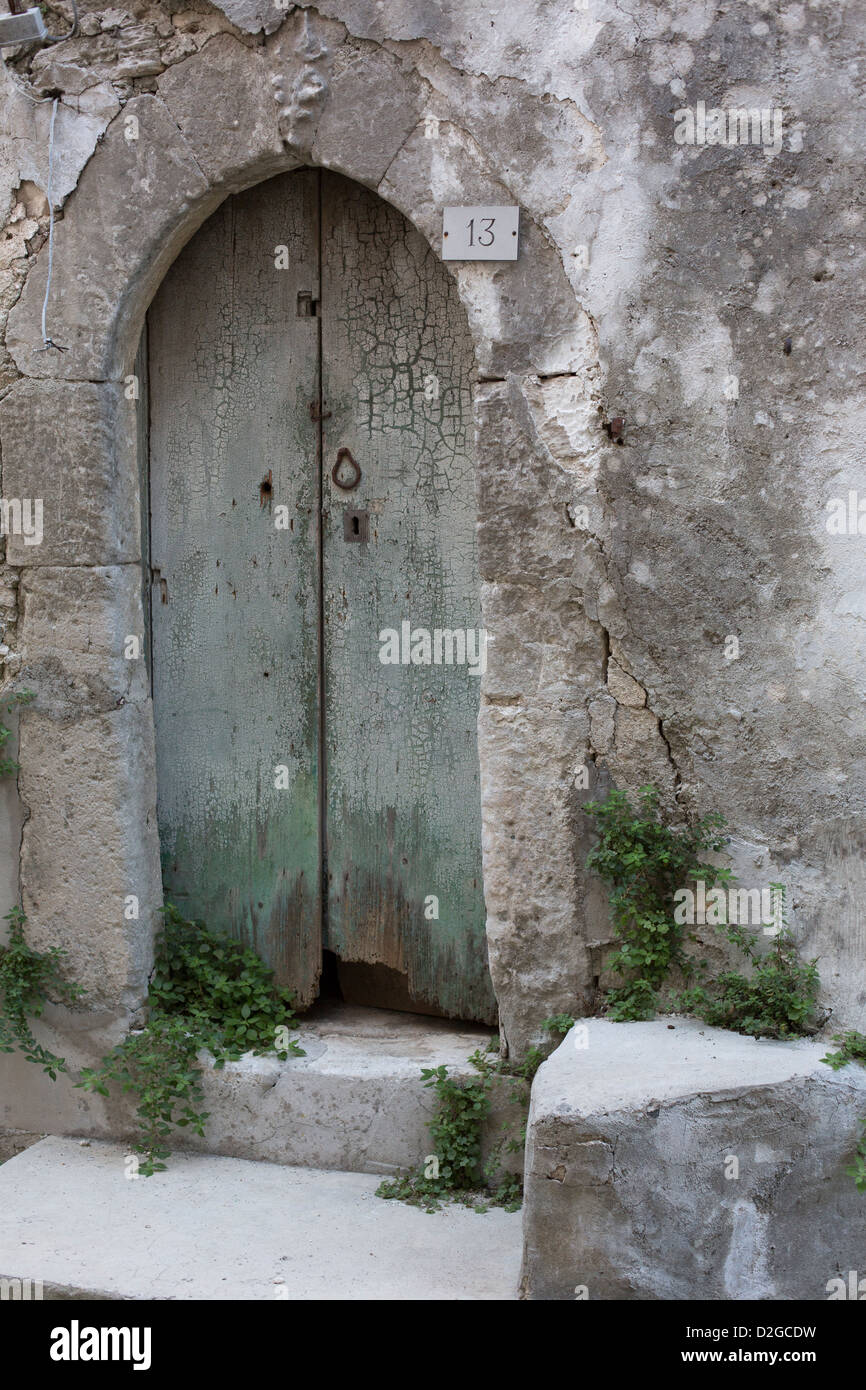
[79,1015,208,1177]
[377,1026,555,1214]
[586,788,821,1038]
[425,1062,490,1189]
[847,1132,866,1194]
[584,785,732,1020]
[821,1030,866,1071]
[0,690,35,779]
[145,905,304,1067]
[0,906,83,1079]
[377,1056,496,1213]
[675,884,820,1039]
[821,1030,866,1193]
[0,695,81,1081]
[472,1036,547,1207]
[542,1013,576,1039]
[78,904,304,1175]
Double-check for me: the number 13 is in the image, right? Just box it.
[467,217,495,247]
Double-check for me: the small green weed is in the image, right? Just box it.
[821,1030,866,1193]
[0,691,34,778]
[0,906,83,1079]
[674,885,820,1040]
[585,785,732,1021]
[377,1025,556,1213]
[78,904,304,1174]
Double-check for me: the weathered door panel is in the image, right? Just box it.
[148,172,322,1002]
[320,173,496,1023]
[149,168,494,1023]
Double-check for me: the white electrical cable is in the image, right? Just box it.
[44,0,79,45]
[2,0,80,350]
[5,63,53,103]
[37,95,64,352]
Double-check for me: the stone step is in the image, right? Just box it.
[1,1002,514,1175]
[522,1017,866,1301]
[190,1001,510,1173]
[0,1136,522,1301]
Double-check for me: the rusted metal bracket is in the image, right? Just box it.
[297,291,319,317]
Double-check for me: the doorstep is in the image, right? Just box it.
[0,1136,521,1300]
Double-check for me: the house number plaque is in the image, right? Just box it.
[442,206,520,261]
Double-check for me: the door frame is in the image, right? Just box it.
[5,23,592,1054]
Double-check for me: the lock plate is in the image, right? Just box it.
[343,509,369,543]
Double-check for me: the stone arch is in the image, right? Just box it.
[6,23,584,382]
[1,14,600,1051]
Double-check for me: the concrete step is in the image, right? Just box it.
[1,1002,513,1175]
[189,1001,510,1173]
[522,1017,866,1300]
[0,1136,522,1300]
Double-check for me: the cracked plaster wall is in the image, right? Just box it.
[0,0,863,1058]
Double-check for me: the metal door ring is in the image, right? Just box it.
[331,448,362,491]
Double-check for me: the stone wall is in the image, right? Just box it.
[0,0,864,1058]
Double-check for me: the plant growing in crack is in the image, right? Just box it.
[0,906,83,1079]
[821,1030,866,1193]
[78,904,305,1175]
[0,689,34,777]
[376,1021,568,1214]
[584,785,733,1022]
[585,786,822,1038]
[675,882,821,1040]
[0,694,79,1077]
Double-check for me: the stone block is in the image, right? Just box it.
[0,1004,520,1182]
[0,1137,522,1300]
[0,380,140,566]
[522,1018,866,1300]
[312,44,421,186]
[158,35,285,188]
[20,565,149,715]
[607,657,646,708]
[18,704,161,1010]
[188,1021,520,1175]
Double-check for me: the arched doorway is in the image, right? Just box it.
[144,168,496,1024]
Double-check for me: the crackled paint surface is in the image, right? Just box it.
[148,168,494,1019]
[321,174,495,1023]
[148,170,321,1000]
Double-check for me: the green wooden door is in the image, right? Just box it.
[148,169,496,1023]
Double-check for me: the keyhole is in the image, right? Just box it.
[342,509,368,542]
